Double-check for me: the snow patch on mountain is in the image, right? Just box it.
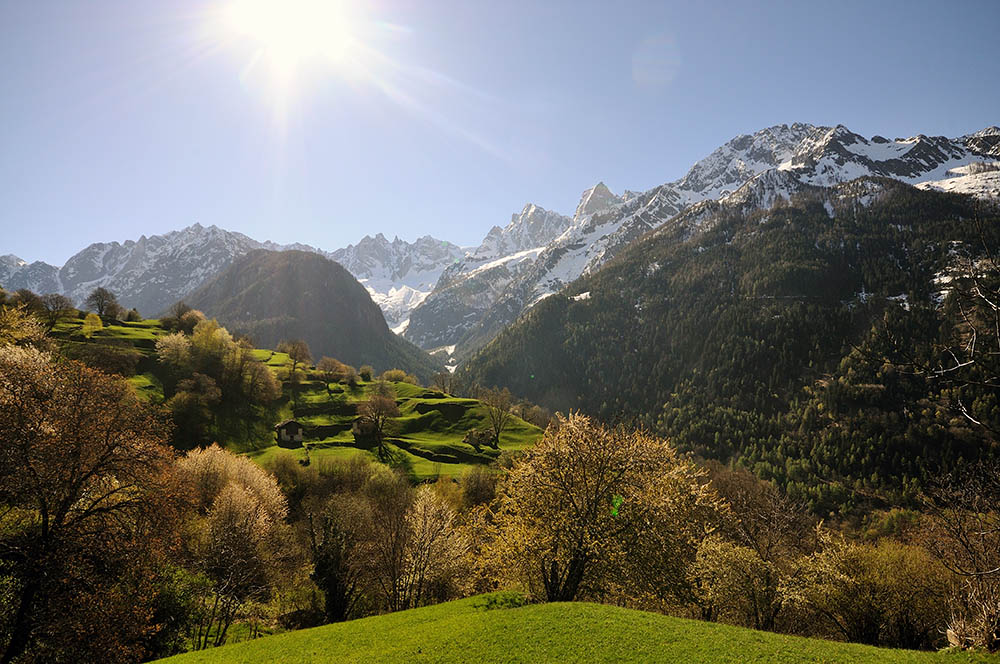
[467,247,547,277]
[915,166,1000,198]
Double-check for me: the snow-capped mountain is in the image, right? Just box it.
[403,203,572,350]
[0,255,61,296]
[1,225,461,327]
[327,234,465,332]
[404,122,1000,360]
[1,224,271,315]
[470,203,573,262]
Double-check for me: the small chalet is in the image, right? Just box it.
[275,419,305,448]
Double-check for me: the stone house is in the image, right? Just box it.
[275,419,305,447]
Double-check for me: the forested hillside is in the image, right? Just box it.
[460,179,1000,513]
[186,250,443,381]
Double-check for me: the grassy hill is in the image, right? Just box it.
[49,317,542,480]
[155,594,998,664]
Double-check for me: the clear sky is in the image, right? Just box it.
[2,0,998,265]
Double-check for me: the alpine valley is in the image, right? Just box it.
[3,122,999,367]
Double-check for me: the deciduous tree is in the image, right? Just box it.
[924,462,1000,650]
[168,373,222,448]
[0,304,47,348]
[278,339,312,378]
[317,356,347,386]
[0,347,177,664]
[380,369,418,384]
[84,286,118,317]
[688,464,813,629]
[432,371,455,394]
[484,413,723,603]
[81,312,103,338]
[10,290,43,316]
[177,445,291,649]
[156,332,193,371]
[478,386,514,449]
[306,497,364,623]
[358,394,400,459]
[782,533,951,649]
[38,293,74,330]
[400,486,468,606]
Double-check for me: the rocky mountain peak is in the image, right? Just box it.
[672,123,823,200]
[574,182,622,221]
[964,127,1000,157]
[1,254,26,269]
[468,202,572,262]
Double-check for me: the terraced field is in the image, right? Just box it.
[49,318,544,479]
[249,360,543,479]
[52,317,168,400]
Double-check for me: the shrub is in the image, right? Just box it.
[81,312,103,338]
[461,465,497,509]
[380,368,408,382]
[782,534,952,649]
[473,591,530,611]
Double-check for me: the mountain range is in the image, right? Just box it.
[0,226,464,331]
[2,122,998,364]
[404,123,1000,361]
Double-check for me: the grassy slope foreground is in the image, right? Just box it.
[156,595,998,664]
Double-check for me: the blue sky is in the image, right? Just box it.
[2,0,998,265]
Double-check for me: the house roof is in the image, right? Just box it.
[274,419,302,430]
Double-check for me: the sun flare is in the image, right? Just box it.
[225,0,356,73]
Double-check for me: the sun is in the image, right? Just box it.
[224,0,356,75]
